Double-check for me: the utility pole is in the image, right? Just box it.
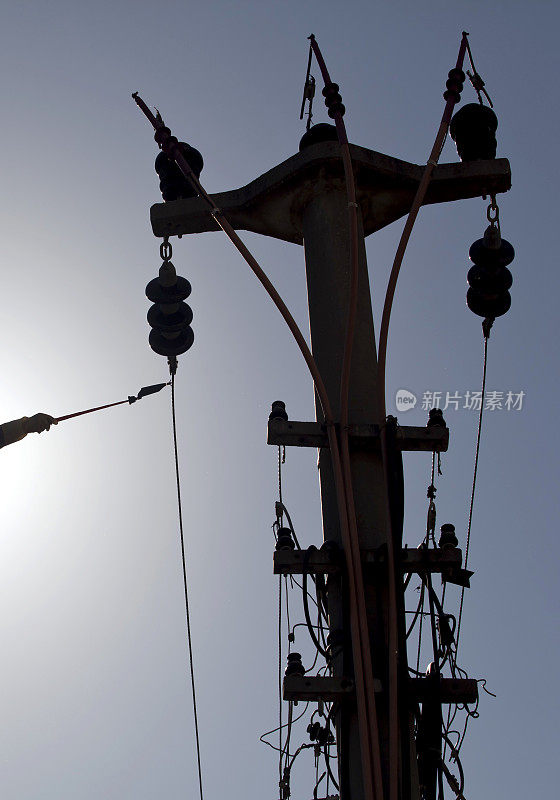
[150,129,510,798]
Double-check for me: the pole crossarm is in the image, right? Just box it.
[273,546,472,587]
[283,674,358,702]
[150,141,511,243]
[267,418,449,452]
[283,674,477,705]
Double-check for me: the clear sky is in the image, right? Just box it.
[0,1,557,798]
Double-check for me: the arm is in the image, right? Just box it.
[0,414,57,449]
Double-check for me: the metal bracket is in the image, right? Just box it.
[368,547,473,588]
[267,418,448,453]
[283,673,476,705]
[274,546,472,586]
[409,677,478,705]
[283,674,357,702]
[274,547,341,575]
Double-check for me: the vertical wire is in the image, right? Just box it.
[455,334,489,657]
[285,575,291,653]
[278,574,283,787]
[278,445,283,509]
[416,580,425,675]
[171,374,204,800]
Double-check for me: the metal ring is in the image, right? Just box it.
[160,239,173,260]
[486,204,499,223]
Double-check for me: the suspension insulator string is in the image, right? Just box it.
[170,373,204,800]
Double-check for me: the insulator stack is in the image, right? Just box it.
[285,652,305,677]
[275,527,295,551]
[467,225,514,318]
[449,103,498,161]
[439,523,458,549]
[443,67,465,103]
[427,408,446,428]
[155,141,204,201]
[322,82,345,118]
[146,258,194,356]
[269,400,289,421]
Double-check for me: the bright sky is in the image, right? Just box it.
[0,1,557,798]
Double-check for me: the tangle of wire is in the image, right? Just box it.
[271,455,338,799]
[402,431,490,796]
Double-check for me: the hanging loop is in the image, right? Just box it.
[486,197,500,227]
[160,237,173,261]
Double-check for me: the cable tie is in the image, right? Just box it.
[211,207,222,218]
[348,201,358,209]
[427,159,439,167]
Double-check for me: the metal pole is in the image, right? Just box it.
[301,184,397,800]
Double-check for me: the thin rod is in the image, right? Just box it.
[55,399,129,422]
[377,32,469,420]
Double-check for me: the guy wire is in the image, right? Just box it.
[171,373,204,800]
[455,332,489,657]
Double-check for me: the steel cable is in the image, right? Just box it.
[455,333,489,657]
[170,374,204,800]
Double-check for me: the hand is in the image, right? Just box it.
[24,413,58,434]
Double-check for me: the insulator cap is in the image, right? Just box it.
[299,123,338,152]
[155,142,204,202]
[467,264,513,295]
[439,523,459,549]
[146,275,192,304]
[275,527,295,551]
[427,408,446,428]
[285,652,305,677]
[269,400,288,421]
[469,234,515,270]
[449,103,498,161]
[147,301,193,334]
[149,327,194,357]
[158,259,178,287]
[467,287,511,318]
